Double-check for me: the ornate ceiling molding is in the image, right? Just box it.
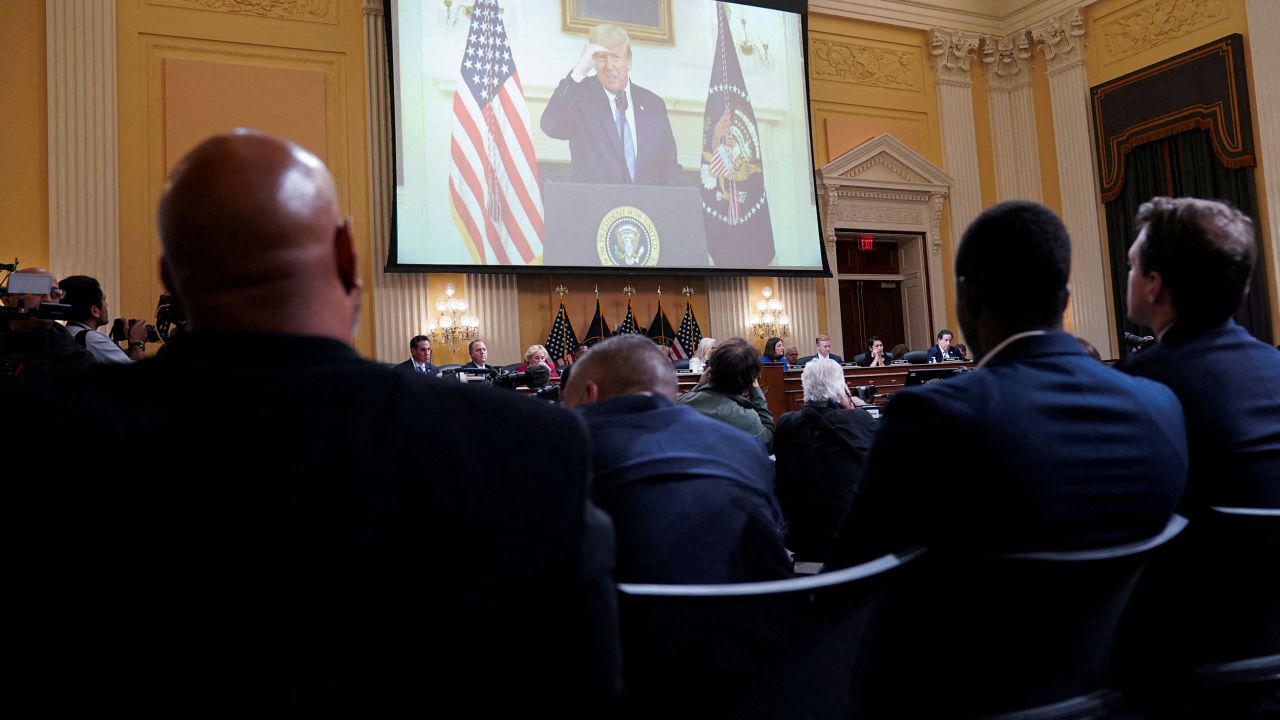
[809,38,922,90]
[1096,0,1229,65]
[811,0,1095,36]
[929,28,982,84]
[147,0,336,23]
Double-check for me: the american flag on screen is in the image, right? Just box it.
[671,301,703,360]
[449,0,543,264]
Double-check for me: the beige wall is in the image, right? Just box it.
[1,1,48,271]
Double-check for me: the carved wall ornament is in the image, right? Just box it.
[148,0,336,23]
[362,0,383,16]
[929,28,981,83]
[1032,9,1086,70]
[810,39,920,90]
[830,205,924,225]
[982,31,1033,85]
[840,153,929,183]
[929,193,946,256]
[1099,0,1228,63]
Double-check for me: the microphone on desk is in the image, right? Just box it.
[1124,332,1156,351]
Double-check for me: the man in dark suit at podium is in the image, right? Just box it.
[394,335,439,376]
[540,24,682,187]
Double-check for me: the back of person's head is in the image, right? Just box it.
[890,343,909,358]
[956,201,1070,333]
[57,275,104,324]
[708,337,760,394]
[801,358,847,405]
[1135,196,1256,326]
[157,130,360,339]
[564,334,675,405]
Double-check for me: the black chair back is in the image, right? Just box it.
[903,350,928,364]
[671,358,690,370]
[870,515,1187,718]
[616,548,924,719]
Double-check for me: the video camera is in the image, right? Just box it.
[492,364,551,390]
[0,272,73,322]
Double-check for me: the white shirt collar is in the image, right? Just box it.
[976,330,1048,369]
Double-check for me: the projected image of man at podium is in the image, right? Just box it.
[540,24,682,187]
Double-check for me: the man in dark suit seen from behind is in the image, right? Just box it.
[1120,196,1279,511]
[1117,196,1279,717]
[564,334,791,584]
[2,131,619,714]
[394,334,438,376]
[540,24,683,187]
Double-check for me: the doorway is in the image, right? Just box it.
[834,230,932,357]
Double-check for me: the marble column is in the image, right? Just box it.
[929,28,983,266]
[1246,0,1280,315]
[981,31,1042,203]
[46,0,118,304]
[364,0,433,361]
[1034,8,1113,357]
[707,276,751,342]
[818,184,844,355]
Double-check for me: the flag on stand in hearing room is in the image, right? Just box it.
[699,2,775,267]
[616,298,644,336]
[544,302,580,368]
[671,301,703,360]
[448,0,544,265]
[646,300,679,357]
[583,298,613,346]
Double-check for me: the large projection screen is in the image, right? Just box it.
[386,0,825,275]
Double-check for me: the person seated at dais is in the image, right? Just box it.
[761,336,789,369]
[517,344,559,378]
[856,336,892,367]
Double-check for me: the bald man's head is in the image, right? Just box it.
[157,131,360,339]
[564,334,676,407]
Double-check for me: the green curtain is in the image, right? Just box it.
[1102,128,1271,354]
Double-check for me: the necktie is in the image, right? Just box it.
[418,365,426,374]
[614,91,635,182]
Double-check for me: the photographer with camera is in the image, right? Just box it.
[60,275,148,362]
[1,267,90,378]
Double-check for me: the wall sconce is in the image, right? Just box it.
[749,286,790,340]
[737,15,773,66]
[427,283,480,351]
[443,0,502,27]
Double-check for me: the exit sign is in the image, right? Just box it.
[859,234,874,251]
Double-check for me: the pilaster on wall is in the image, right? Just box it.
[981,31,1043,203]
[929,28,983,269]
[778,276,820,352]
[707,276,751,343]
[47,0,118,303]
[1246,0,1280,337]
[1033,8,1113,357]
[364,0,433,361]
[467,273,520,363]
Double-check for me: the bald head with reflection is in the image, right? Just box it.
[563,334,676,407]
[157,131,361,340]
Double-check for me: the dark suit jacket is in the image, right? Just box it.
[4,332,619,714]
[854,352,895,367]
[797,353,845,365]
[540,74,682,186]
[394,358,439,377]
[575,394,791,584]
[774,402,878,561]
[925,344,962,362]
[1119,319,1280,511]
[828,332,1188,569]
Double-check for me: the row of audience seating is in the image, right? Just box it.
[614,507,1279,719]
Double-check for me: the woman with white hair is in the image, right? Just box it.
[772,358,877,562]
[689,337,716,373]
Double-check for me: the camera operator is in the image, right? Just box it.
[1,267,89,377]
[60,275,147,362]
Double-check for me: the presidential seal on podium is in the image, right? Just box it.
[597,206,660,267]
